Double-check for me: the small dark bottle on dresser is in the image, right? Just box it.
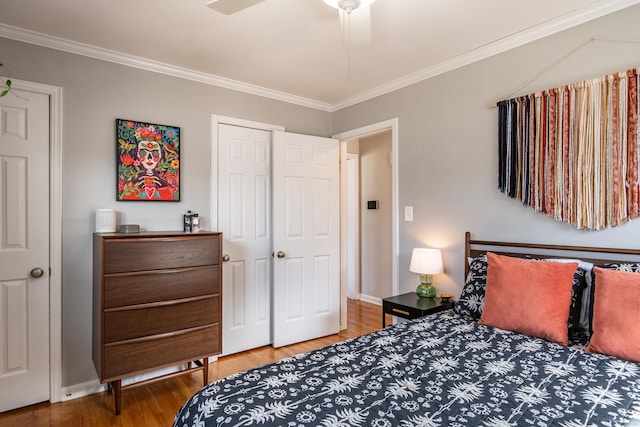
[183,210,193,232]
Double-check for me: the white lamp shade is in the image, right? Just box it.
[409,248,444,275]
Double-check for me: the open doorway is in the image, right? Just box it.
[345,132,393,303]
[346,152,360,300]
[335,119,399,330]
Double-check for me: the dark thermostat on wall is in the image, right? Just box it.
[367,200,379,210]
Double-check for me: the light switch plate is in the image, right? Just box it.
[404,206,413,221]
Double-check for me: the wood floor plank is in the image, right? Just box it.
[0,299,389,427]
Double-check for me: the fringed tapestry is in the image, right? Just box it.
[497,68,639,230]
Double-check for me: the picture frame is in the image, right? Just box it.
[116,119,180,201]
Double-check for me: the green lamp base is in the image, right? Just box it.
[416,283,437,298]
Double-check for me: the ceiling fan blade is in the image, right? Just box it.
[206,0,266,15]
[338,5,371,46]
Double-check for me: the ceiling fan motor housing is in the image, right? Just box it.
[324,0,375,14]
[338,0,361,13]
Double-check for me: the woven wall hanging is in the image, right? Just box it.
[497,67,639,230]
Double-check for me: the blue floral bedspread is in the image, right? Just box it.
[173,310,640,426]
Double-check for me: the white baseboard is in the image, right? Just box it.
[61,379,106,402]
[358,293,382,306]
[60,357,218,402]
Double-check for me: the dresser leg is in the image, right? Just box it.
[203,357,209,386]
[113,379,122,415]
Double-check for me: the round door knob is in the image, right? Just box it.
[222,254,230,262]
[30,267,45,278]
[276,251,286,259]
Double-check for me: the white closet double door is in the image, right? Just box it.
[218,124,340,355]
[0,86,50,412]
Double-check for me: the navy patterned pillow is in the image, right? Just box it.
[568,267,589,346]
[453,254,487,319]
[597,262,640,273]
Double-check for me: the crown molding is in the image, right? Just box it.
[0,23,333,112]
[1,0,639,113]
[328,0,640,111]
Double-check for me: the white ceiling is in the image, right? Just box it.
[1,0,639,111]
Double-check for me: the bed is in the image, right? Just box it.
[173,232,640,426]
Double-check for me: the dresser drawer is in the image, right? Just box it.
[104,295,219,343]
[103,325,221,381]
[104,266,219,308]
[103,236,220,273]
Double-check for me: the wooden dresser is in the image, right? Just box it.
[92,231,222,415]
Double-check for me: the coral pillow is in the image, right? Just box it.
[479,252,577,345]
[586,267,640,362]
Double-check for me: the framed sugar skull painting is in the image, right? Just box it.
[116,119,180,201]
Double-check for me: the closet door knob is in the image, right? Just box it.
[31,267,45,278]
[276,251,286,259]
[222,254,230,262]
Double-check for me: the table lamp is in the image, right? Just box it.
[410,248,444,298]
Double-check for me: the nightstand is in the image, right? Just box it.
[382,292,454,327]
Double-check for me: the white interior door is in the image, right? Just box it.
[0,90,50,411]
[272,131,340,348]
[218,124,272,355]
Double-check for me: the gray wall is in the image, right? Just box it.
[2,3,640,391]
[0,37,331,387]
[359,132,392,299]
[331,5,640,299]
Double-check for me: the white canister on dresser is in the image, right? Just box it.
[95,209,116,232]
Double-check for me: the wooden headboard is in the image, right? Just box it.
[464,231,640,278]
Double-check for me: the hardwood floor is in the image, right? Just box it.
[0,299,390,427]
